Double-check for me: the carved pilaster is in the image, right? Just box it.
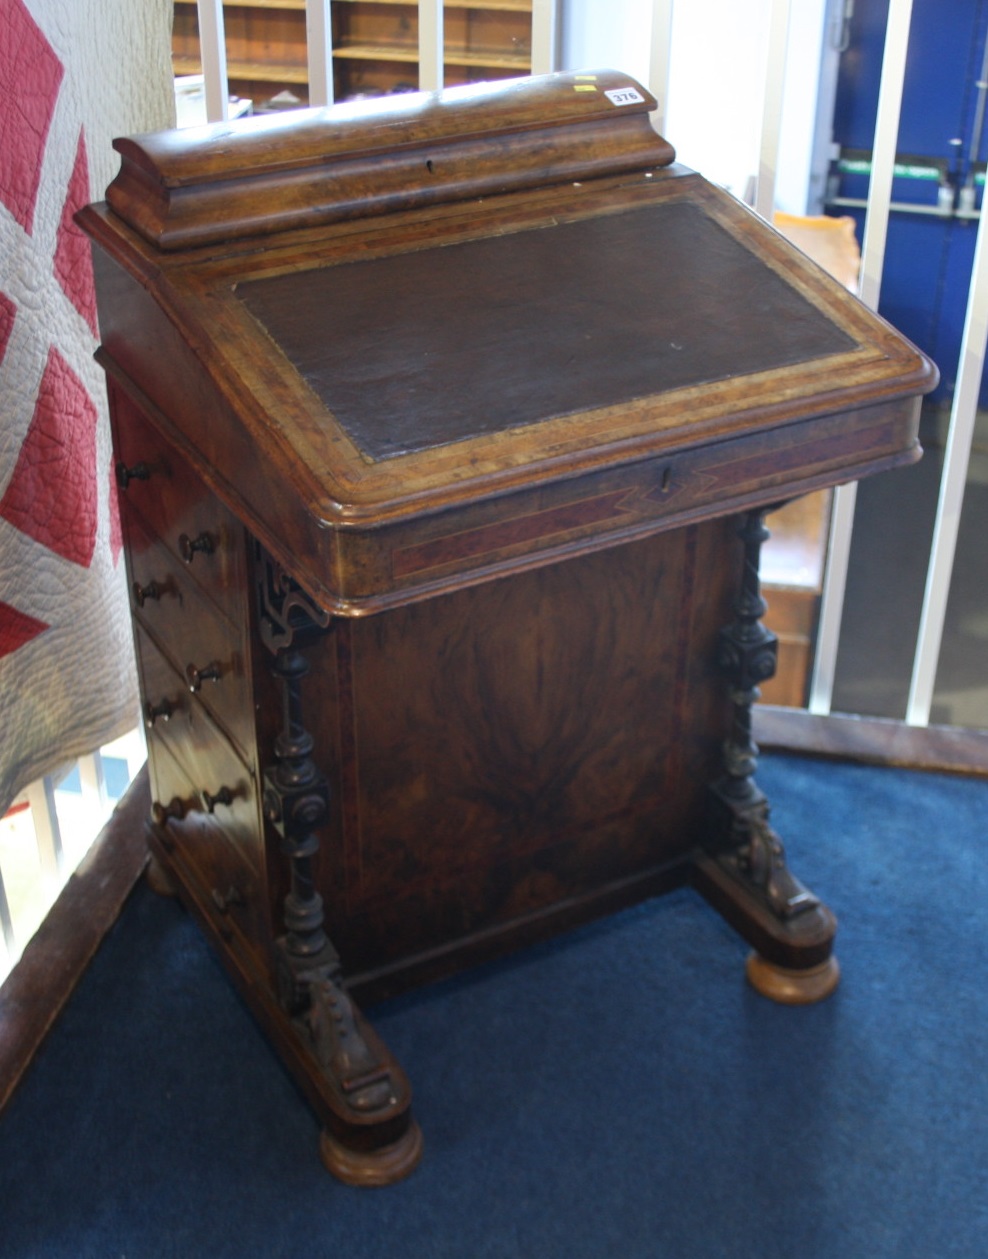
[255,543,421,1181]
[697,508,839,1003]
[710,509,817,921]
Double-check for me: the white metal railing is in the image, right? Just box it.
[196,0,230,122]
[183,0,988,736]
[906,194,988,724]
[305,0,334,107]
[646,0,673,135]
[808,0,915,714]
[754,0,793,222]
[0,729,146,985]
[418,0,444,91]
[530,0,558,75]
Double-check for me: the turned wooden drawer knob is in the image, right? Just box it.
[132,579,162,607]
[185,660,222,692]
[151,796,187,825]
[179,531,214,563]
[115,460,151,489]
[200,785,234,813]
[143,697,175,728]
[211,884,245,914]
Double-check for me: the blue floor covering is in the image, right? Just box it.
[1,753,986,1258]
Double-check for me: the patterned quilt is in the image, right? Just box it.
[0,0,174,815]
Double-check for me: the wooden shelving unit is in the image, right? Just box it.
[172,0,533,110]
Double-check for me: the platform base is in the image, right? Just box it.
[745,951,840,1005]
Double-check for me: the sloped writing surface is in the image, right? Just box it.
[237,200,856,463]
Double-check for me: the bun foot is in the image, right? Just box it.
[745,952,840,1005]
[145,852,178,897]
[320,1120,424,1187]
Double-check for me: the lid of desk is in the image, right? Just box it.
[236,200,856,462]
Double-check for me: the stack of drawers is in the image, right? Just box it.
[110,382,269,963]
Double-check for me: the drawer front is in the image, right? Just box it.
[136,618,257,791]
[133,619,196,736]
[147,715,265,952]
[112,389,246,616]
[127,511,254,766]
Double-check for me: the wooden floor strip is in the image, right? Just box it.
[754,705,988,777]
[0,766,150,1114]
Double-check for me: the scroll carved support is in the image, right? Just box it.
[697,508,840,1004]
[257,546,422,1183]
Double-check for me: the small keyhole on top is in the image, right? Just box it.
[426,159,434,173]
[661,466,673,492]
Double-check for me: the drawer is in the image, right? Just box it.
[112,390,246,614]
[148,737,265,953]
[127,512,254,765]
[134,614,256,780]
[133,619,195,736]
[146,709,261,881]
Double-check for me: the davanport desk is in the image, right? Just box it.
[81,70,936,1184]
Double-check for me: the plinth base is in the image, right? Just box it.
[320,1120,424,1187]
[746,952,840,1005]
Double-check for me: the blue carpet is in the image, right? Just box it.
[1,753,986,1258]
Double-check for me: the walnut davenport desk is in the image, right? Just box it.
[80,71,936,1185]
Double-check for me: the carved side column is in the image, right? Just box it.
[256,547,423,1184]
[694,508,840,1004]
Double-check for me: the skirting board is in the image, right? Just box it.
[754,705,988,778]
[0,767,150,1113]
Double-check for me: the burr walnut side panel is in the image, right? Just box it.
[272,519,741,985]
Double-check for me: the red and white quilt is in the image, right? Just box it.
[0,0,174,815]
